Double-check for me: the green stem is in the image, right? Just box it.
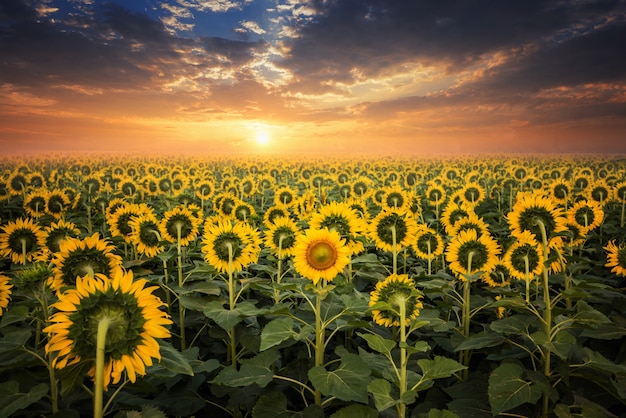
[314,283,324,406]
[397,298,408,418]
[94,318,111,418]
[537,221,552,418]
[391,224,398,275]
[176,223,186,351]
[227,242,238,367]
[460,251,474,381]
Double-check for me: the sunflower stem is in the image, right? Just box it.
[176,223,186,351]
[524,255,531,304]
[391,224,398,275]
[397,297,408,418]
[227,242,238,368]
[460,251,474,381]
[621,198,625,228]
[94,317,111,418]
[314,282,325,406]
[20,238,27,265]
[536,220,552,418]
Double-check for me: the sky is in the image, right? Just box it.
[1,0,626,156]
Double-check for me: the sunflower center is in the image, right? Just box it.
[306,241,337,270]
[213,233,243,261]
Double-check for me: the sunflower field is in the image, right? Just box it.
[0,154,625,418]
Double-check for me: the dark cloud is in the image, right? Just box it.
[280,0,625,92]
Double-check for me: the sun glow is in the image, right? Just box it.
[255,131,270,146]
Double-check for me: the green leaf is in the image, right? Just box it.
[581,347,626,376]
[308,352,370,403]
[571,300,611,327]
[252,391,324,418]
[489,315,532,334]
[417,356,467,380]
[0,381,48,418]
[203,300,261,332]
[158,341,194,376]
[546,330,576,360]
[260,317,296,351]
[488,362,543,415]
[358,332,396,355]
[367,378,397,412]
[328,405,378,418]
[455,332,505,351]
[212,350,280,388]
[0,330,31,350]
[427,409,461,418]
[0,305,30,328]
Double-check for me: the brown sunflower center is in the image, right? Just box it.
[306,241,337,270]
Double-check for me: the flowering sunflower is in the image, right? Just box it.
[308,201,366,255]
[586,180,613,205]
[44,270,172,389]
[292,228,351,285]
[425,183,447,207]
[482,258,511,288]
[233,201,255,223]
[412,226,444,260]
[503,230,545,280]
[38,219,82,261]
[0,274,13,315]
[458,182,486,208]
[567,199,604,232]
[612,181,626,204]
[445,229,501,279]
[108,203,151,244]
[202,220,262,273]
[0,217,46,264]
[49,233,123,294]
[23,190,48,219]
[447,213,490,237]
[369,274,423,327]
[548,178,571,206]
[7,171,28,196]
[381,186,412,213]
[264,216,300,258]
[274,186,299,208]
[440,202,474,236]
[263,204,291,226]
[159,205,201,247]
[369,209,419,252]
[507,192,567,243]
[604,240,626,277]
[129,213,164,258]
[45,189,71,219]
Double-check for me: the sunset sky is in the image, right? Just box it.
[1,0,625,155]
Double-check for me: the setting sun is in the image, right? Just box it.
[255,131,270,146]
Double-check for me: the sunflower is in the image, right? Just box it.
[45,189,71,219]
[44,270,172,389]
[274,186,299,208]
[447,213,490,237]
[202,220,262,273]
[263,204,291,226]
[117,176,138,199]
[369,274,423,327]
[49,233,123,294]
[381,186,412,213]
[7,171,28,196]
[23,190,48,219]
[159,205,201,247]
[440,202,474,236]
[458,182,486,208]
[38,219,82,261]
[369,209,419,252]
[108,203,151,244]
[194,178,215,201]
[82,175,103,198]
[482,258,512,288]
[548,178,571,206]
[561,221,587,247]
[507,192,567,243]
[503,230,544,280]
[214,192,239,219]
[233,201,256,223]
[604,240,626,277]
[567,199,604,232]
[292,228,351,285]
[612,181,626,204]
[0,274,13,315]
[445,229,501,279]
[308,201,366,255]
[129,213,164,258]
[264,216,300,258]
[586,180,613,205]
[351,178,373,200]
[412,226,444,260]
[0,217,46,264]
[425,183,447,207]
